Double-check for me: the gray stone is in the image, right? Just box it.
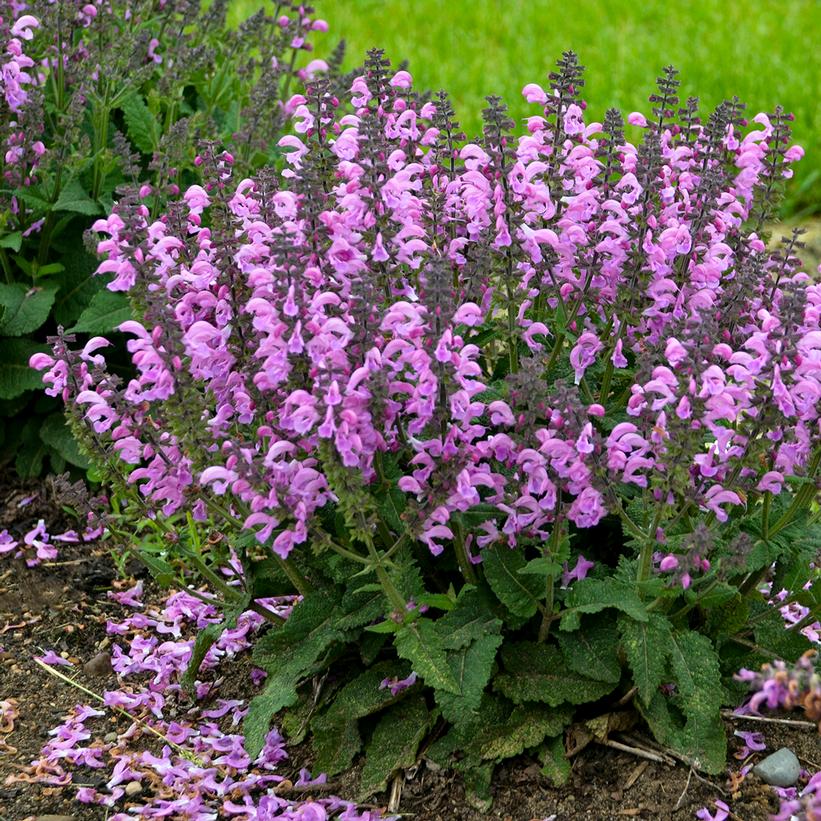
[104,731,118,743]
[125,780,143,797]
[753,747,801,787]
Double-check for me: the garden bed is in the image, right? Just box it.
[1,480,817,821]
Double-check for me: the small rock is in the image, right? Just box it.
[104,731,118,743]
[753,747,801,787]
[83,651,113,677]
[125,780,142,797]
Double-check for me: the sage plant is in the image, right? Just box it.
[32,50,821,797]
[0,0,331,476]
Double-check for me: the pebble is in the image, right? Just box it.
[125,781,143,797]
[104,731,118,743]
[753,747,801,787]
[83,651,113,677]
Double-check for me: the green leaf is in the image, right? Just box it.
[636,629,726,774]
[39,413,89,468]
[358,696,429,798]
[68,289,131,334]
[15,417,47,477]
[0,338,49,399]
[540,735,571,786]
[495,641,618,706]
[518,556,563,577]
[0,283,24,325]
[394,618,460,694]
[436,631,503,725]
[119,93,160,154]
[52,250,105,326]
[685,581,738,612]
[246,591,349,757]
[181,594,250,691]
[54,178,101,216]
[482,544,544,619]
[557,615,622,684]
[460,760,495,813]
[0,232,22,252]
[753,605,814,662]
[310,714,361,775]
[618,613,673,705]
[139,552,176,587]
[436,586,501,650]
[477,703,571,760]
[0,282,57,335]
[559,578,647,631]
[321,661,412,725]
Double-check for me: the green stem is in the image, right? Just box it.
[452,517,478,585]
[538,517,562,643]
[506,287,519,374]
[761,491,772,541]
[276,556,312,598]
[545,330,566,376]
[360,515,406,613]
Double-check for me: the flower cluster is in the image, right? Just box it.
[22,582,385,820]
[736,650,821,729]
[772,770,821,821]
[0,514,100,565]
[0,0,330,226]
[32,51,819,581]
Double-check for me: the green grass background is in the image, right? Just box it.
[231,0,821,216]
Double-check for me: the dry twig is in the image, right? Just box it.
[721,709,816,729]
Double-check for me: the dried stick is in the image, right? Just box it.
[722,710,817,729]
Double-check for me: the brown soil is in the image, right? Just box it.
[0,480,819,821]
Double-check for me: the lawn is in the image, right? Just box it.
[232,0,821,217]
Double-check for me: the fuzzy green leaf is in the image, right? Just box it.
[495,641,617,706]
[754,605,814,662]
[52,250,105,326]
[436,631,503,725]
[559,578,647,631]
[477,703,571,760]
[482,543,544,619]
[557,615,622,684]
[39,413,90,468]
[395,618,460,694]
[540,735,571,786]
[68,289,132,334]
[311,715,361,775]
[460,760,494,813]
[54,178,101,216]
[636,629,726,774]
[181,595,250,691]
[0,338,49,399]
[619,613,673,705]
[358,696,429,798]
[0,282,57,335]
[436,586,501,650]
[15,417,48,476]
[119,93,159,154]
[322,661,412,725]
[246,592,348,757]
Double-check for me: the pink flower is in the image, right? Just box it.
[562,555,594,587]
[569,332,603,384]
[522,83,547,104]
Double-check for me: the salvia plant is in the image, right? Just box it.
[0,0,331,475]
[31,48,821,808]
